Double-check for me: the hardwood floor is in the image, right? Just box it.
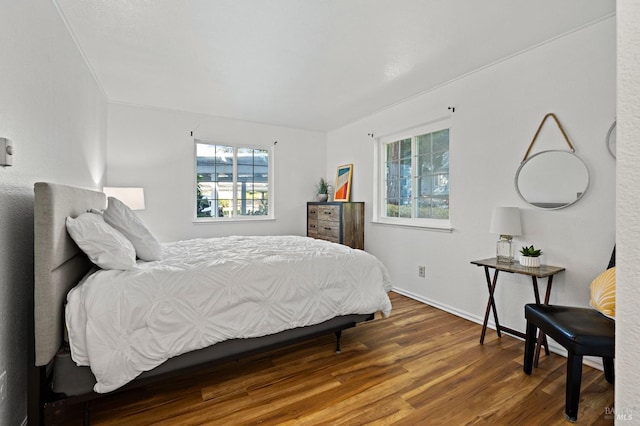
[63,292,613,425]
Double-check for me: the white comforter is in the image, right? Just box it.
[66,235,392,393]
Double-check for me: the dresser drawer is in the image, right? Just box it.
[317,205,340,222]
[307,219,319,237]
[318,235,340,244]
[318,220,340,240]
[307,205,318,219]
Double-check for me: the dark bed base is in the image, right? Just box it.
[28,313,374,426]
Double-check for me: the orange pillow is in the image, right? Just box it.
[590,267,616,319]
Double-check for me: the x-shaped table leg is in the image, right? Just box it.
[480,266,501,344]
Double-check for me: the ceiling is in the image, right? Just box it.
[54,0,615,131]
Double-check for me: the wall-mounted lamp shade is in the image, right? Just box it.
[489,207,522,236]
[0,138,13,166]
[103,187,145,210]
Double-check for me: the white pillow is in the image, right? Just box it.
[66,212,137,270]
[103,196,163,261]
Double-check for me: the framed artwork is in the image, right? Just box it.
[334,164,353,202]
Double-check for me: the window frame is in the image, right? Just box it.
[373,119,452,231]
[193,139,275,222]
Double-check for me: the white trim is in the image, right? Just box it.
[333,13,615,132]
[378,118,451,143]
[371,219,453,232]
[192,217,276,224]
[52,0,108,100]
[391,287,604,371]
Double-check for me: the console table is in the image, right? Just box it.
[471,258,565,366]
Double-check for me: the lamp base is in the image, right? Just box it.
[496,235,514,263]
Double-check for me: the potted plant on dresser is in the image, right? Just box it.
[519,245,543,267]
[316,178,329,202]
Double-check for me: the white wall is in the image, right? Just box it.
[327,18,616,350]
[0,1,107,424]
[0,4,630,424]
[616,0,640,418]
[106,104,326,242]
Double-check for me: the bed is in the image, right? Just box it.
[28,182,392,425]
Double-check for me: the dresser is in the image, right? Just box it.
[307,202,364,249]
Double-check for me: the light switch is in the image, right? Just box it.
[1,138,13,166]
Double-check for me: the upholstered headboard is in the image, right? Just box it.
[33,182,107,366]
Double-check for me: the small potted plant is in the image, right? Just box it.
[316,177,329,202]
[519,245,543,267]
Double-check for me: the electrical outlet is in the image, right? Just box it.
[418,266,426,278]
[0,370,6,405]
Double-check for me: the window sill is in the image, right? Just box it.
[371,218,453,233]
[193,216,275,224]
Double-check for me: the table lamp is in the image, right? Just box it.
[489,206,522,263]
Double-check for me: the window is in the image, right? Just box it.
[195,140,272,220]
[376,121,450,228]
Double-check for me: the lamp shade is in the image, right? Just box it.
[103,187,145,210]
[489,207,522,236]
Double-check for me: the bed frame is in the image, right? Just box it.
[28,182,374,425]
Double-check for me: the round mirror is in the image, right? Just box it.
[606,120,616,159]
[515,150,590,210]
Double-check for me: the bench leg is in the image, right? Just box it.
[603,357,615,384]
[523,320,537,375]
[565,351,583,422]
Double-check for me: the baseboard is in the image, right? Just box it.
[391,287,604,371]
